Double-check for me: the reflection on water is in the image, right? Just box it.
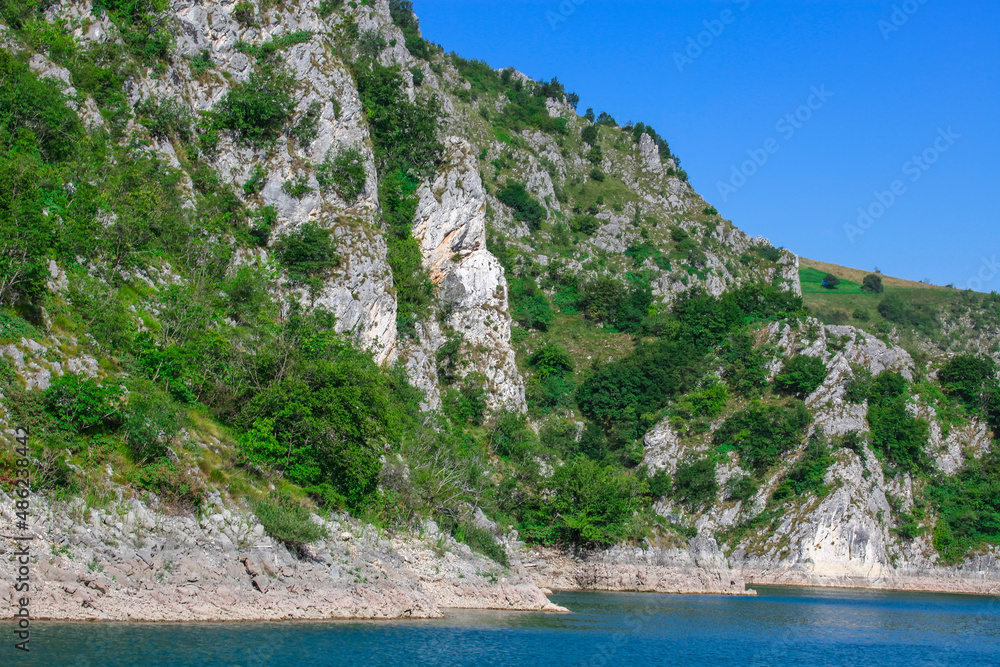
[6,586,1000,666]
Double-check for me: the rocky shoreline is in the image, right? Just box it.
[5,489,999,623]
[0,491,563,622]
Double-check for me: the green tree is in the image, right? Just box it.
[862,273,884,294]
[822,273,841,289]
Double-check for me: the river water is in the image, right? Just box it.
[7,586,1000,666]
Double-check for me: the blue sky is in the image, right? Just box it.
[412,0,999,289]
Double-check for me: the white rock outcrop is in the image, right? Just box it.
[407,137,526,411]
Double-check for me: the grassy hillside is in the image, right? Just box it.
[799,258,1000,359]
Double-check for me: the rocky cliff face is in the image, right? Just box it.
[643,319,1000,595]
[405,137,525,411]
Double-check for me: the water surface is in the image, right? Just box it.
[8,586,1000,666]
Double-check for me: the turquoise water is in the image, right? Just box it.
[7,586,1000,666]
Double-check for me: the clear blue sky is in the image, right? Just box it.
[413,0,999,289]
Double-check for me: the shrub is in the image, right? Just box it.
[508,276,554,331]
[290,101,322,145]
[928,450,1000,563]
[235,31,314,62]
[214,65,295,146]
[725,474,758,503]
[878,294,936,330]
[773,355,827,397]
[316,147,367,201]
[488,411,536,460]
[580,124,598,146]
[274,222,339,284]
[589,168,606,182]
[0,154,53,306]
[578,277,651,333]
[674,382,729,420]
[756,245,782,262]
[536,456,648,545]
[317,0,342,16]
[721,330,769,397]
[771,434,833,501]
[248,492,329,548]
[238,331,408,508]
[937,354,997,412]
[356,62,441,178]
[443,380,488,426]
[358,29,387,58]
[243,164,268,195]
[570,214,600,235]
[1,50,81,161]
[528,343,574,378]
[862,273,884,294]
[822,273,840,289]
[189,50,213,76]
[136,97,193,142]
[409,66,424,86]
[867,395,929,472]
[233,0,255,26]
[527,344,575,412]
[248,205,277,246]
[122,387,180,461]
[713,401,811,473]
[577,336,704,442]
[281,176,312,198]
[446,518,509,567]
[672,455,717,507]
[389,0,431,60]
[137,459,206,510]
[497,182,545,230]
[44,375,123,433]
[853,308,871,322]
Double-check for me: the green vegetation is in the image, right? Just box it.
[389,0,431,60]
[857,371,930,473]
[672,454,718,507]
[355,60,441,332]
[274,222,340,287]
[497,182,546,230]
[577,276,651,333]
[317,147,367,201]
[862,273,884,294]
[714,401,811,473]
[929,451,1000,563]
[3,6,999,570]
[773,355,827,397]
[772,433,834,501]
[248,492,330,549]
[214,64,295,146]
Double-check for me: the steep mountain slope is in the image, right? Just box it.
[1,0,999,618]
